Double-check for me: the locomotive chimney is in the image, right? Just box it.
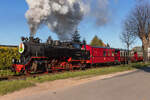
[29,36,34,42]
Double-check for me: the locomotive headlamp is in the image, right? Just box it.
[19,43,25,53]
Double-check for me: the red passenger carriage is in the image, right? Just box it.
[85,45,116,65]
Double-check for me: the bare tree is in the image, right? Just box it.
[120,29,136,50]
[106,43,110,48]
[123,1,150,62]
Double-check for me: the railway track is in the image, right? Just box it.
[0,72,53,81]
[0,74,39,81]
[0,69,85,81]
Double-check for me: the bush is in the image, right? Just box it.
[0,46,20,70]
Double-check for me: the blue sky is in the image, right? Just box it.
[0,0,142,48]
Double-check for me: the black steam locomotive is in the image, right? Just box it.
[12,37,90,73]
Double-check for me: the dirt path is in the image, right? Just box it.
[0,70,136,100]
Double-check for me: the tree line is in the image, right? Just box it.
[71,29,110,47]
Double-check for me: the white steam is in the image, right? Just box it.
[25,0,112,40]
[25,0,88,40]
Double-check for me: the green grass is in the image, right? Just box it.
[0,62,149,95]
[27,65,134,83]
[0,80,34,95]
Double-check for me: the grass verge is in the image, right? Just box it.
[0,62,149,95]
[0,80,34,95]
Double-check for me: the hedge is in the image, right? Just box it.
[0,46,20,69]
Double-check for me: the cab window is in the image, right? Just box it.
[72,43,81,49]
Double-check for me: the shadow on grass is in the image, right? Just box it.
[131,63,150,73]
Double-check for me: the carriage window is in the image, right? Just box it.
[112,51,114,56]
[126,52,128,56]
[120,52,122,56]
[108,51,110,56]
[103,51,106,57]
[115,51,118,54]
[134,52,137,54]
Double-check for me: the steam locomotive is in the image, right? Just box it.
[12,37,143,74]
[12,37,90,73]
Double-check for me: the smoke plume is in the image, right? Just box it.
[25,0,88,40]
[25,0,111,40]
